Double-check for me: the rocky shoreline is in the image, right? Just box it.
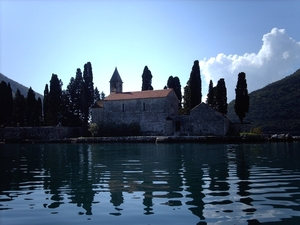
[1,134,299,144]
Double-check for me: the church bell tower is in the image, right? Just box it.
[110,67,123,93]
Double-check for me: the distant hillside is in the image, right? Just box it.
[228,69,300,135]
[0,73,43,100]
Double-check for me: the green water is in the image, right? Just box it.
[1,142,300,225]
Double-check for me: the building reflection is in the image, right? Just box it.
[0,143,250,222]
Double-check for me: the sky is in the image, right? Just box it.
[1,0,300,102]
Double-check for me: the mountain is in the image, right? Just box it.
[227,68,300,135]
[0,73,43,100]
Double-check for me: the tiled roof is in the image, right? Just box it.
[105,89,174,101]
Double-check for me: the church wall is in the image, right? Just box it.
[101,96,177,135]
[91,108,104,124]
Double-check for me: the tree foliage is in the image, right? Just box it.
[47,74,62,126]
[234,72,249,123]
[43,84,50,125]
[63,69,84,126]
[141,66,153,91]
[167,76,182,108]
[206,80,215,107]
[189,60,202,109]
[26,87,38,126]
[94,87,100,103]
[183,80,191,114]
[12,89,26,126]
[216,78,228,115]
[82,62,94,123]
[0,81,13,126]
[100,91,106,100]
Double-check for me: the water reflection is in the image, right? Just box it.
[0,142,300,225]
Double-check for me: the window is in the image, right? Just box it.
[143,102,145,111]
[122,103,125,112]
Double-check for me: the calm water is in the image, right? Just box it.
[1,142,300,225]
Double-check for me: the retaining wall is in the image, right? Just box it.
[0,127,83,142]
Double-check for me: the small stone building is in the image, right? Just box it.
[179,103,230,136]
[92,68,230,136]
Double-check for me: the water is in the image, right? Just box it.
[1,142,300,225]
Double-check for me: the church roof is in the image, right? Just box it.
[110,67,123,83]
[105,89,174,101]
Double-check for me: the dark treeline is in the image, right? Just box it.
[161,60,248,119]
[0,60,249,128]
[0,62,103,128]
[43,62,101,127]
[0,81,43,127]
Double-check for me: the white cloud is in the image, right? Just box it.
[200,28,300,101]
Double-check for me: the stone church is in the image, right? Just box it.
[92,68,230,136]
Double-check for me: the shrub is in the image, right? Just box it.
[88,123,99,137]
[250,127,262,134]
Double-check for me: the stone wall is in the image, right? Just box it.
[0,127,83,142]
[179,103,230,136]
[91,107,104,124]
[93,92,178,135]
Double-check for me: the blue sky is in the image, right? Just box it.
[1,0,300,101]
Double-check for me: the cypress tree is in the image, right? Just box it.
[0,81,13,126]
[48,74,62,126]
[7,83,13,125]
[141,66,153,91]
[65,69,84,126]
[167,76,182,108]
[234,72,249,123]
[60,90,73,126]
[100,91,106,100]
[12,89,26,126]
[183,80,191,114]
[216,78,228,115]
[35,97,43,126]
[74,68,84,121]
[206,80,214,107]
[94,87,100,104]
[43,84,50,125]
[82,62,94,124]
[26,87,37,126]
[189,60,202,109]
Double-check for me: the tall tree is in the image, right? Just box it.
[94,87,100,103]
[43,84,50,125]
[141,66,153,91]
[74,68,84,120]
[216,78,228,115]
[35,97,43,126]
[65,69,84,126]
[26,87,37,126]
[60,90,74,126]
[7,83,13,124]
[100,91,106,100]
[0,81,13,126]
[183,80,191,114]
[167,76,182,108]
[12,89,26,126]
[206,80,214,107]
[189,60,202,109]
[234,72,249,123]
[48,74,62,125]
[82,62,94,124]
